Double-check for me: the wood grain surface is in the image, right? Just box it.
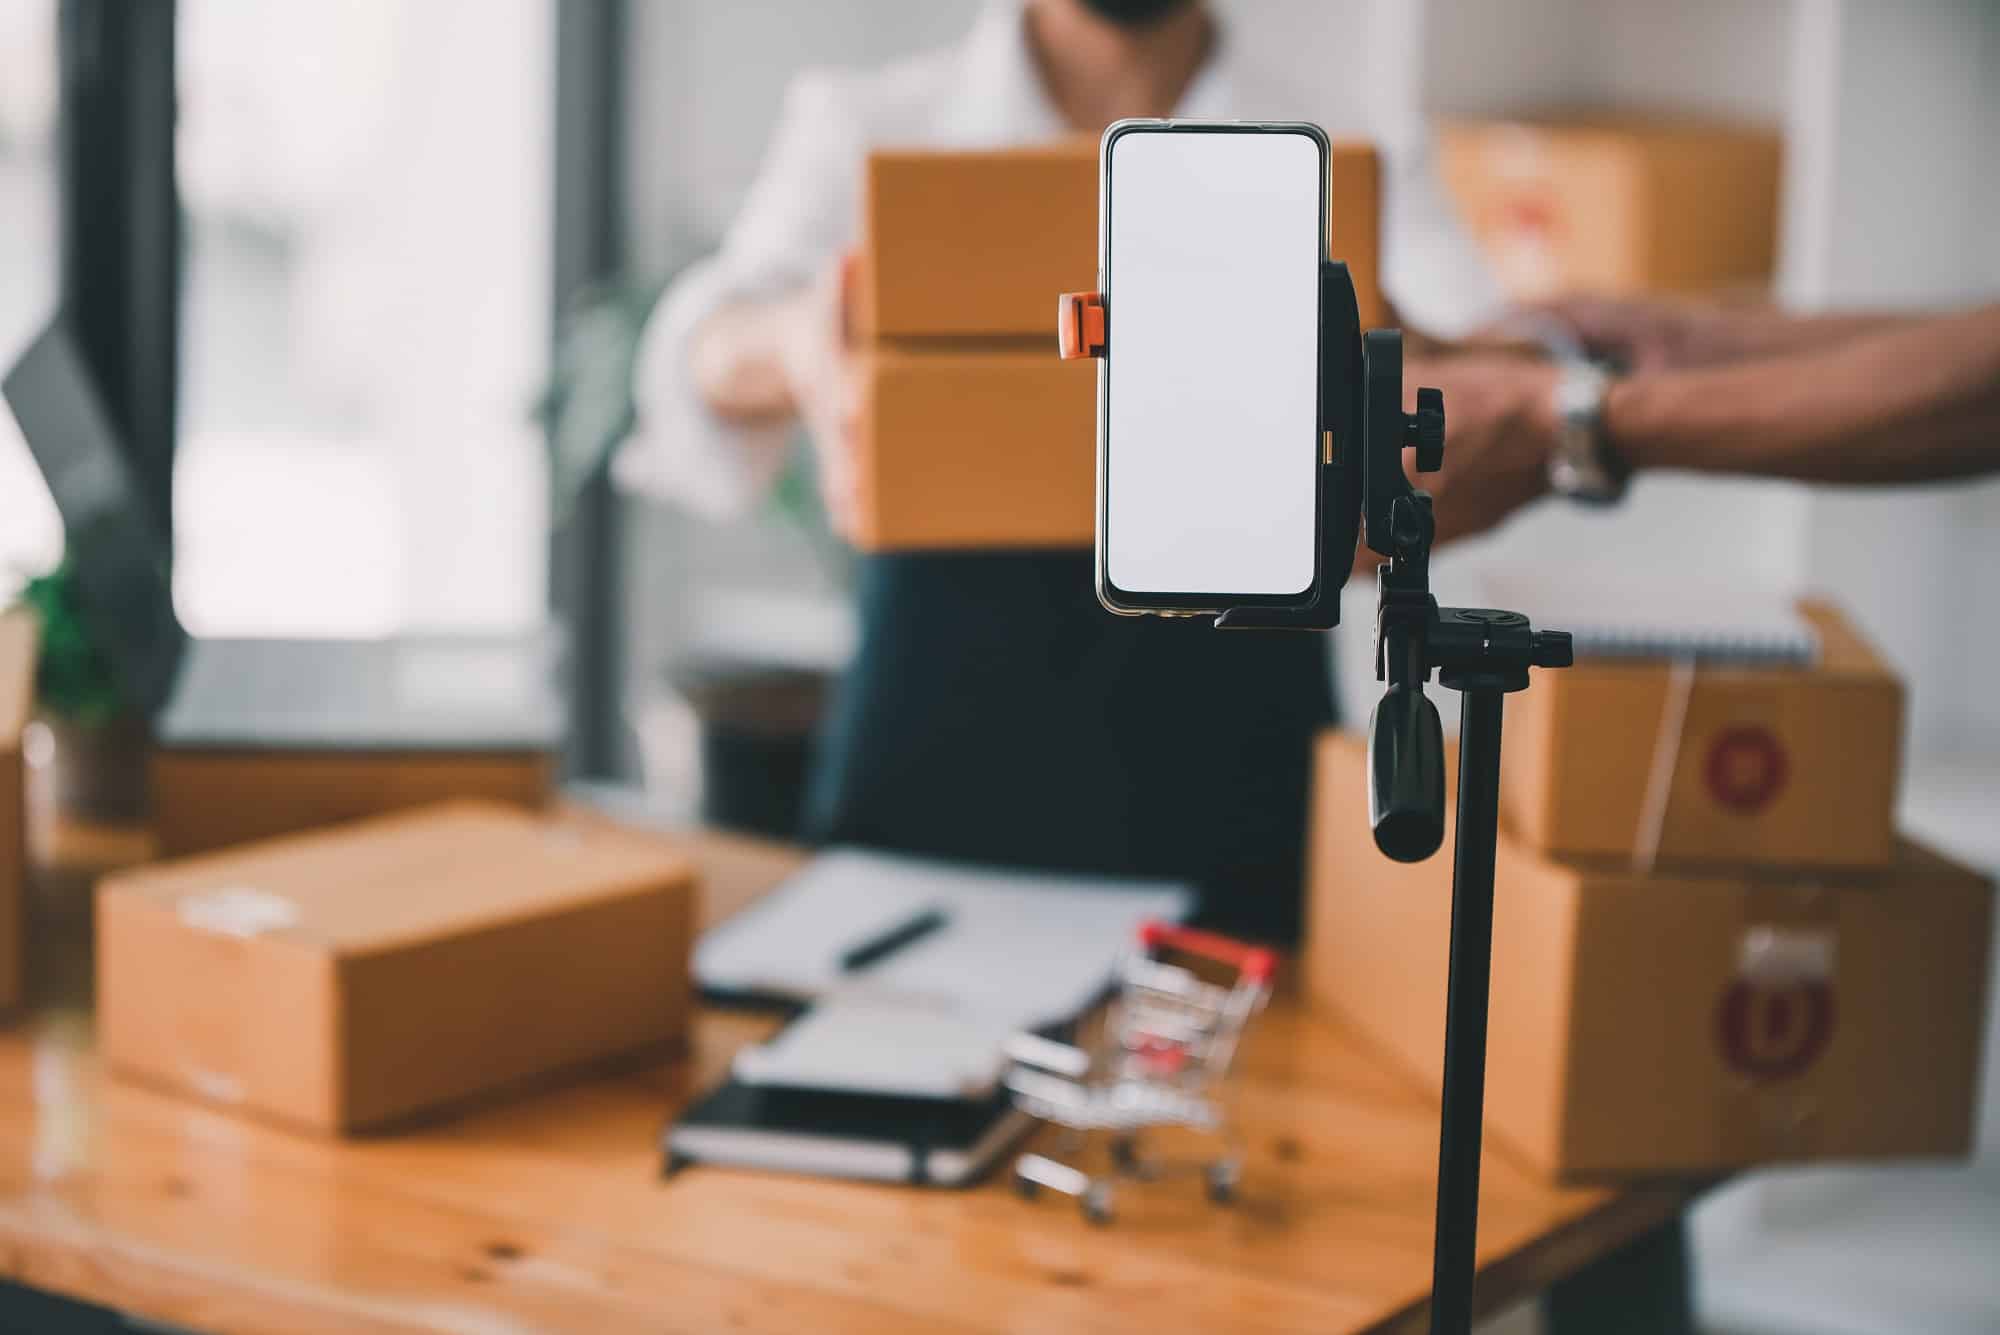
[0,811,1693,1334]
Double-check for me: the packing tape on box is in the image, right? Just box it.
[177,886,301,939]
[1716,887,1838,1158]
[1632,656,1697,874]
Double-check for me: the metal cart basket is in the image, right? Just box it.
[1006,920,1276,1223]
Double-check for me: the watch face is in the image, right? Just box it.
[1549,452,1612,502]
[1548,361,1625,503]
[1556,364,1610,417]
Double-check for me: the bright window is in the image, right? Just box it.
[0,0,62,596]
[175,0,554,637]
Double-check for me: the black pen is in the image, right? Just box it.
[838,907,950,973]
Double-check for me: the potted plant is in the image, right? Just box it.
[9,561,148,821]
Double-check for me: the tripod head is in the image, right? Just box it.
[1057,262,1570,862]
[1209,264,1571,862]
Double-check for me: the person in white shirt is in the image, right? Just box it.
[616,0,1513,941]
[621,0,1500,523]
[627,0,1432,945]
[621,5,1693,1323]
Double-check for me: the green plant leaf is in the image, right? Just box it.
[7,561,128,726]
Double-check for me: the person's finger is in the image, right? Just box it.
[1425,485,1503,546]
[835,250,860,347]
[830,419,866,538]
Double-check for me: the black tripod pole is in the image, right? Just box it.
[1210,312,1571,1331]
[1428,684,1505,1335]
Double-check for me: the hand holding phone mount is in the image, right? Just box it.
[1061,262,1572,1335]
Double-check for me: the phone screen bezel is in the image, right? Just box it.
[1095,119,1329,616]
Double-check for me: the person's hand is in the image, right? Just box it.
[775,256,865,536]
[1494,294,1736,373]
[1402,354,1562,546]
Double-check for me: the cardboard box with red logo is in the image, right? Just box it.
[1436,112,1781,302]
[1501,602,1902,872]
[1305,730,1993,1180]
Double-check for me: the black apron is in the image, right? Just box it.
[804,551,1336,943]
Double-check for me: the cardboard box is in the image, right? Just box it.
[98,802,697,1132]
[1305,731,1992,1180]
[150,746,555,858]
[853,140,1381,551]
[1502,602,1902,872]
[0,611,33,1012]
[1437,112,1781,301]
[857,139,1384,337]
[856,343,1095,550]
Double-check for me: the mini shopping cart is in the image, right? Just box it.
[1004,920,1277,1223]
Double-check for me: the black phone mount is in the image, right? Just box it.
[1061,261,1570,1330]
[1219,262,1574,1334]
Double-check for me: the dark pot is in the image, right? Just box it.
[31,713,151,824]
[667,660,833,841]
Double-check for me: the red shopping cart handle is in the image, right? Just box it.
[1139,920,1278,985]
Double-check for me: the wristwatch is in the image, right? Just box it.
[1545,359,1629,505]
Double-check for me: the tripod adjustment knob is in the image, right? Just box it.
[1405,387,1445,473]
[1531,630,1574,669]
[1389,492,1433,554]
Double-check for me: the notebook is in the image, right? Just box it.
[695,847,1193,1022]
[1481,573,1819,666]
[663,1079,1033,1188]
[697,847,1191,1100]
[731,993,1024,1100]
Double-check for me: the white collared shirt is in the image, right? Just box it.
[617,0,1500,517]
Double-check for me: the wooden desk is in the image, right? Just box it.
[0,820,1694,1334]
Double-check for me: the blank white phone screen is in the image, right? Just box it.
[1105,129,1321,597]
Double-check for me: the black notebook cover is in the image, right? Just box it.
[663,1079,1031,1188]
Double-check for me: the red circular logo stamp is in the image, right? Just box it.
[1716,978,1835,1081]
[1705,726,1788,812]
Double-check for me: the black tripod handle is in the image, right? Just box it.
[1366,682,1446,863]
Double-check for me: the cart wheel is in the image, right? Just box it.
[1204,1161,1239,1204]
[1082,1183,1115,1225]
[1013,1168,1040,1200]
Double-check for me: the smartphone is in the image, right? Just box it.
[1095,120,1328,616]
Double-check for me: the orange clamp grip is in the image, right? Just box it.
[1138,919,1278,985]
[1057,291,1106,360]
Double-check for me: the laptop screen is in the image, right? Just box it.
[3,318,185,718]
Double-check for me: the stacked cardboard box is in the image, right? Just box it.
[1437,112,1781,302]
[150,745,555,858]
[0,611,32,1014]
[1501,602,1903,870]
[1304,604,1992,1180]
[99,802,699,1133]
[853,139,1382,551]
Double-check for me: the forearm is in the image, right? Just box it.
[688,294,805,424]
[1608,303,2000,483]
[1702,306,1925,364]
